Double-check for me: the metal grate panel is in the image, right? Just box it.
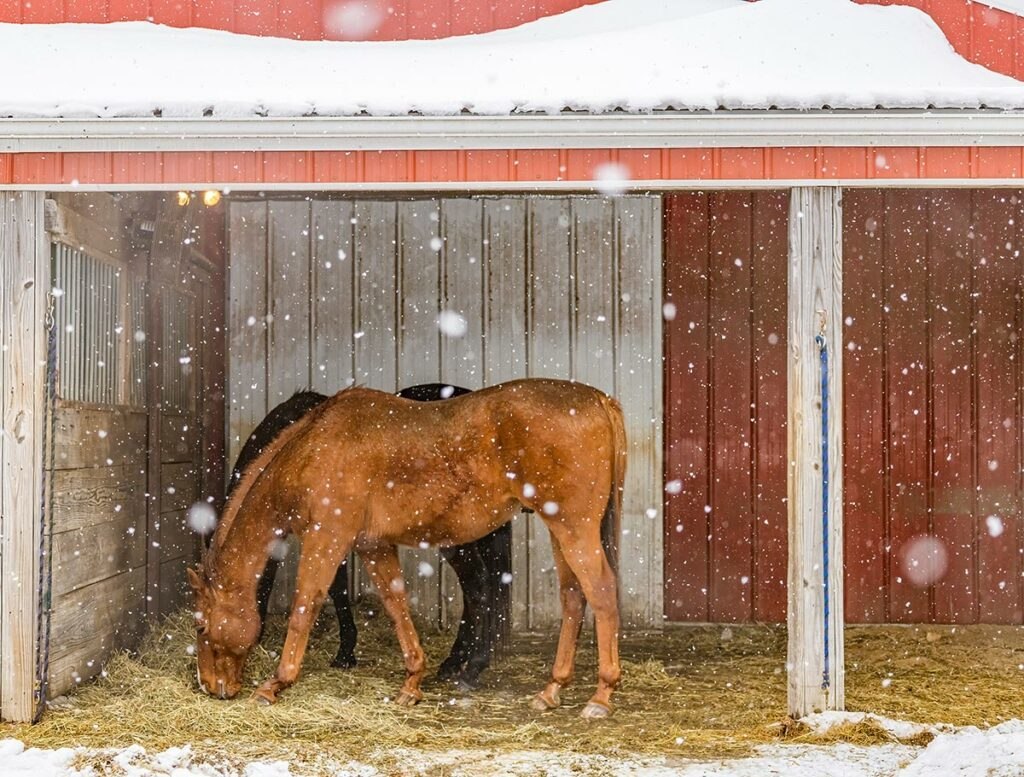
[52,243,125,405]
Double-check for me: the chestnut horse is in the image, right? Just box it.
[189,378,626,718]
[234,384,511,686]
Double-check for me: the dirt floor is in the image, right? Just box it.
[6,605,1024,774]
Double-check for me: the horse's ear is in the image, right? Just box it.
[187,566,204,592]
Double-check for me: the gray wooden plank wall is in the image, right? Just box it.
[227,196,663,629]
[43,195,152,697]
[41,194,206,697]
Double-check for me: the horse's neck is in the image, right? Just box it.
[209,513,277,599]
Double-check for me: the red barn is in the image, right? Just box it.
[1,0,1024,722]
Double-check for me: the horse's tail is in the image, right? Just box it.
[598,393,627,575]
[205,395,331,568]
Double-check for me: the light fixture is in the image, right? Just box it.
[202,190,222,207]
[176,191,191,207]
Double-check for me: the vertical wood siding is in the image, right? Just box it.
[844,189,1024,624]
[0,192,47,722]
[227,195,663,628]
[664,188,1024,625]
[663,191,790,623]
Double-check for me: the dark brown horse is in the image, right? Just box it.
[189,378,626,718]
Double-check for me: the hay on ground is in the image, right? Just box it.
[6,606,1024,774]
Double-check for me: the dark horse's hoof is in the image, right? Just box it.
[331,653,357,669]
[452,668,483,691]
[436,659,464,682]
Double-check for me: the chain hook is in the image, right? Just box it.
[816,309,827,339]
[44,289,56,332]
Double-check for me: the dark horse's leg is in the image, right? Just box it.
[437,522,514,688]
[488,522,513,655]
[437,545,490,688]
[255,558,279,642]
[328,560,357,667]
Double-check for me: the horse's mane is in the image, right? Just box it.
[208,388,358,577]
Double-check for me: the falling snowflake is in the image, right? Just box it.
[593,162,631,196]
[438,310,468,337]
[187,502,218,535]
[322,0,385,40]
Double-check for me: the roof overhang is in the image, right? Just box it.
[4,110,1024,153]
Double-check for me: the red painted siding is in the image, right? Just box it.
[664,189,1024,624]
[4,147,1024,186]
[663,191,790,623]
[0,0,603,39]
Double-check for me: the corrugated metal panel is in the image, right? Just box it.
[227,194,664,628]
[0,0,602,39]
[8,148,1024,186]
[129,276,147,407]
[160,287,196,412]
[52,243,124,405]
[664,189,1024,625]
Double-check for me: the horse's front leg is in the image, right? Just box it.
[358,544,427,706]
[253,530,353,704]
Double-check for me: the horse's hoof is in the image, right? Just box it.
[530,686,561,711]
[436,661,463,681]
[394,690,422,707]
[454,676,479,693]
[580,701,612,720]
[331,653,357,669]
[252,689,276,706]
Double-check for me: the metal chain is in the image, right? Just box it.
[33,289,58,723]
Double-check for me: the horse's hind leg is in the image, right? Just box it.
[544,524,620,719]
[357,544,427,706]
[328,559,358,668]
[531,537,585,711]
[253,529,354,705]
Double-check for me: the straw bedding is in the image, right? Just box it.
[6,604,1024,773]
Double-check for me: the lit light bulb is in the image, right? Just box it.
[176,191,191,207]
[202,190,222,207]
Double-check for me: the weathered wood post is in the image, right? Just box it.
[787,186,845,717]
[1,192,48,722]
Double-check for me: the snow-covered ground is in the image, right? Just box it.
[4,718,1024,776]
[1,0,1023,117]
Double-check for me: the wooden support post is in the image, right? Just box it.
[1,192,48,722]
[787,186,845,717]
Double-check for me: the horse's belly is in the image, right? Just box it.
[368,493,516,548]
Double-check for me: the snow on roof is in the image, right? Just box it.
[2,0,1024,119]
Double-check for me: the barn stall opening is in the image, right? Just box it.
[2,0,1024,770]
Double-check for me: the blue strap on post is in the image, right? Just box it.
[815,332,831,693]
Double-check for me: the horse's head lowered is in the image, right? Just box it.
[188,566,260,699]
